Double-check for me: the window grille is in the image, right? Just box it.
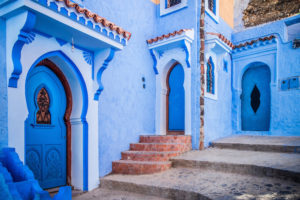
[208,0,215,14]
[167,0,182,8]
[206,58,215,94]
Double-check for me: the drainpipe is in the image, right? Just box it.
[199,0,205,150]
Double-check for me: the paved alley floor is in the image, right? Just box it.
[72,188,169,200]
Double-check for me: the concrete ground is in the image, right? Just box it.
[100,168,300,200]
[74,135,300,199]
[72,188,169,200]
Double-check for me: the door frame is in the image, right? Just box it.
[166,62,184,135]
[34,59,73,186]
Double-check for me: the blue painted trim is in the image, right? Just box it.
[83,51,94,80]
[32,0,127,45]
[9,11,36,88]
[149,49,158,75]
[55,38,68,46]
[182,42,191,68]
[33,29,52,39]
[25,50,89,191]
[94,48,115,100]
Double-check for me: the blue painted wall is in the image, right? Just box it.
[82,0,201,176]
[204,15,234,146]
[232,15,300,136]
[83,0,158,177]
[0,18,8,150]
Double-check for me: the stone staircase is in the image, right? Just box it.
[112,135,192,174]
[102,135,300,200]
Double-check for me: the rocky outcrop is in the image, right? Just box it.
[243,0,300,27]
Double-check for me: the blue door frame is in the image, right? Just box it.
[25,66,67,189]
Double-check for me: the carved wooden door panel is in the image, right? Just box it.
[241,65,271,131]
[25,66,67,189]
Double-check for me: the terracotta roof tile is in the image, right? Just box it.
[206,32,234,48]
[233,35,275,49]
[56,0,131,40]
[147,29,191,44]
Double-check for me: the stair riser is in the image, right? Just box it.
[140,136,192,144]
[172,159,300,183]
[100,179,210,200]
[121,152,180,162]
[130,143,191,152]
[211,142,300,154]
[112,162,171,174]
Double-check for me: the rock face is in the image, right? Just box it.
[243,0,300,27]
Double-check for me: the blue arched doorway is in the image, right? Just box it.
[241,63,271,131]
[24,57,76,189]
[166,62,185,135]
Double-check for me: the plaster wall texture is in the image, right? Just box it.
[0,18,8,150]
[83,0,157,177]
[204,15,234,146]
[152,0,200,149]
[220,0,234,28]
[232,15,300,136]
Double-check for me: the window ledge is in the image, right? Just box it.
[160,0,188,16]
[205,0,219,23]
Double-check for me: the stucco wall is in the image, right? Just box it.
[83,0,157,177]
[83,0,201,176]
[232,15,300,136]
[204,15,234,145]
[153,0,200,148]
[220,0,234,28]
[0,18,8,150]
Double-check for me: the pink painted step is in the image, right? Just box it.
[130,143,189,152]
[112,160,171,174]
[121,151,181,162]
[140,135,192,144]
[112,135,192,175]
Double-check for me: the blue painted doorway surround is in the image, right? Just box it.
[241,64,271,131]
[25,66,67,189]
[167,63,185,134]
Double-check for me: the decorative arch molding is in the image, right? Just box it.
[147,29,194,135]
[35,58,73,185]
[26,50,90,191]
[205,32,232,100]
[232,39,277,134]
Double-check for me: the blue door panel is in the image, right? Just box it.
[242,65,271,131]
[25,66,67,189]
[168,64,185,131]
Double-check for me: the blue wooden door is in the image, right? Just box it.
[168,64,185,131]
[241,65,271,131]
[25,66,67,189]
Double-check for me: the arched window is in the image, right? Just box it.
[206,57,215,94]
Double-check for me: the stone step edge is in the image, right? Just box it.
[139,135,192,137]
[171,159,300,183]
[100,178,210,200]
[131,143,189,145]
[211,142,300,154]
[113,160,172,165]
[122,151,181,154]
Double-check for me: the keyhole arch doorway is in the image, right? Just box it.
[241,62,271,131]
[166,62,185,135]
